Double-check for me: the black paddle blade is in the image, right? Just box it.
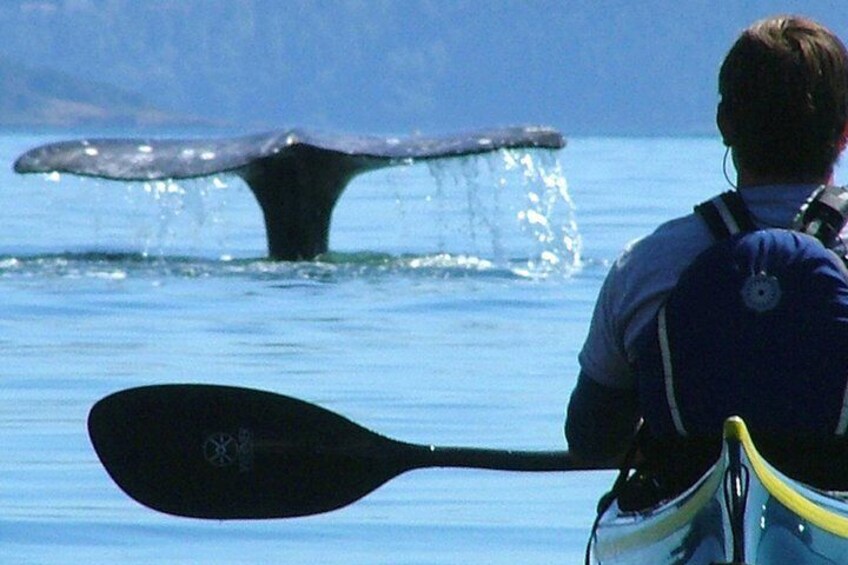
[88,384,415,519]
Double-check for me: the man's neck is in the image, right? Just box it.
[737,170,832,188]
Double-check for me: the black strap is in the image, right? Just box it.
[694,191,757,240]
[583,425,646,565]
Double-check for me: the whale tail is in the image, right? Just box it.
[14,126,565,260]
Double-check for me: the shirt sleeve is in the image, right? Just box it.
[577,214,713,389]
[577,248,638,389]
[565,371,640,464]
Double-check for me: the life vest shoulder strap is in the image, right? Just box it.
[693,191,756,240]
[695,186,848,247]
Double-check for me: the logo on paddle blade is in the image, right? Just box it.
[203,433,238,467]
[202,428,254,472]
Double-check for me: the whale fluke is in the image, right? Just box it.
[14,126,565,260]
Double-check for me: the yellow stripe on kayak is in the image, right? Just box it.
[724,417,848,538]
[592,462,723,558]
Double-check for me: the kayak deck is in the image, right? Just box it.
[591,417,848,564]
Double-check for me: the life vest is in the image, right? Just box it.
[631,187,848,439]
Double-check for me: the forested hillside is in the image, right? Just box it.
[0,0,845,134]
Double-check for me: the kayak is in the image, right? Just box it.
[590,417,848,564]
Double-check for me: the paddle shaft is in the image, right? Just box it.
[397,443,605,472]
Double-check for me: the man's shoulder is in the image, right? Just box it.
[617,212,711,270]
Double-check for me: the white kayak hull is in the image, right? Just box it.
[591,418,848,564]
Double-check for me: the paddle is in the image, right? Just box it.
[88,384,610,520]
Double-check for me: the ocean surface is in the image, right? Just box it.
[2,132,844,564]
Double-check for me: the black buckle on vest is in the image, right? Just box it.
[793,185,848,248]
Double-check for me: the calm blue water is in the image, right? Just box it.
[2,133,844,564]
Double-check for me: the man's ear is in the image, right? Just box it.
[839,120,848,153]
[717,101,736,146]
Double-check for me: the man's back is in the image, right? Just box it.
[566,15,848,470]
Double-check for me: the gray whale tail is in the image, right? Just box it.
[14,126,565,260]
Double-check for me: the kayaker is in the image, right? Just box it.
[565,14,848,479]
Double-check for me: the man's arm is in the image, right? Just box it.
[565,371,641,467]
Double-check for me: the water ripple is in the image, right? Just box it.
[0,250,581,283]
